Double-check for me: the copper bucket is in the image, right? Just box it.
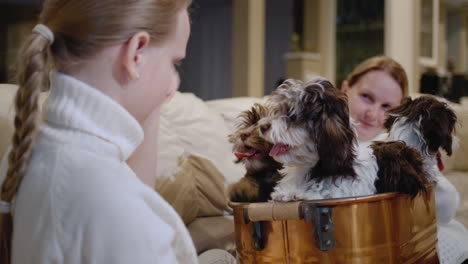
[229,189,438,263]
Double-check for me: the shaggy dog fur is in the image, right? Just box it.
[227,103,283,202]
[258,78,429,201]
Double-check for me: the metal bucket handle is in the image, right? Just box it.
[242,201,335,251]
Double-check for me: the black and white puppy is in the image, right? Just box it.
[259,78,429,201]
[227,103,283,203]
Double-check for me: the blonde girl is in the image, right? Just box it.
[0,0,197,263]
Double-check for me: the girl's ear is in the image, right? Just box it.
[341,80,349,93]
[122,31,151,81]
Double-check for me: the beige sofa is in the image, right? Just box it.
[1,84,467,254]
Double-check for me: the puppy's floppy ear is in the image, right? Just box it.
[384,96,413,130]
[308,81,356,180]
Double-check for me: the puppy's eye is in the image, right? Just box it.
[289,114,297,122]
[286,108,297,122]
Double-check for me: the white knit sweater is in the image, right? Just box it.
[2,73,197,263]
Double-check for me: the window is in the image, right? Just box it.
[420,0,439,66]
[336,0,384,87]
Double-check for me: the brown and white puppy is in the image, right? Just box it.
[258,78,429,201]
[227,103,283,203]
[385,95,459,222]
[385,95,458,176]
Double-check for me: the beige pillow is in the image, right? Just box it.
[155,155,228,225]
[157,92,244,187]
[156,92,245,225]
[187,216,236,254]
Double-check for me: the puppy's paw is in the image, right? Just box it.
[228,177,261,203]
[295,190,317,200]
[270,187,302,202]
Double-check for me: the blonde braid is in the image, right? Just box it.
[0,32,51,264]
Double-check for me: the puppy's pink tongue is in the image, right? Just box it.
[235,149,257,158]
[269,143,290,156]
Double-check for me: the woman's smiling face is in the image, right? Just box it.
[343,70,403,141]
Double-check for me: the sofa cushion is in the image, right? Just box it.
[157,92,244,185]
[0,117,13,162]
[0,84,17,164]
[155,155,227,225]
[206,96,267,134]
[0,84,18,122]
[156,92,245,224]
[0,117,13,187]
[445,171,468,227]
[187,215,236,255]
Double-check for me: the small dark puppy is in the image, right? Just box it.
[227,103,283,202]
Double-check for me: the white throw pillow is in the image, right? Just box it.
[157,92,245,186]
[206,96,267,134]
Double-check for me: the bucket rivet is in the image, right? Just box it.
[325,240,332,246]
[323,225,330,232]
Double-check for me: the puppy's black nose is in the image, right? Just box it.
[240,132,250,141]
[260,123,271,134]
